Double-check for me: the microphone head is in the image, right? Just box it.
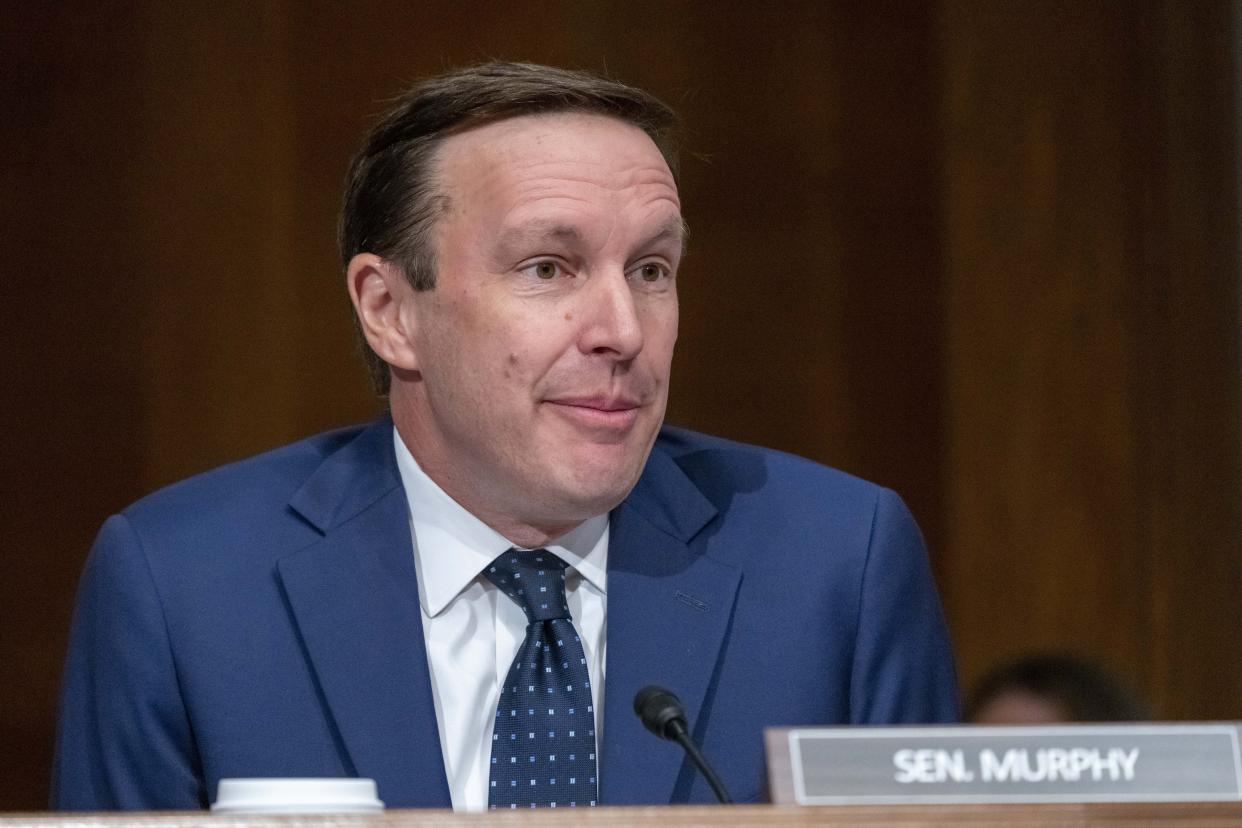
[633,685,687,740]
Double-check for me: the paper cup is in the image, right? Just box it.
[211,778,384,813]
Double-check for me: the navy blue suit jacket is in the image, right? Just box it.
[52,418,957,810]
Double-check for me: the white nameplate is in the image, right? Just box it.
[765,723,1242,805]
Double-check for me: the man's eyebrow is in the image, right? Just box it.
[640,217,689,253]
[495,217,688,252]
[496,222,585,249]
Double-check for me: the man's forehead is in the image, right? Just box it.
[432,111,682,248]
[434,111,677,189]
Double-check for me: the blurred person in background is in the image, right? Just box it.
[966,653,1149,724]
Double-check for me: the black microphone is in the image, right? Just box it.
[633,685,733,804]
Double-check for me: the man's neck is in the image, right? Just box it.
[390,410,582,549]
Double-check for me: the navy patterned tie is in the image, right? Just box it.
[484,549,598,809]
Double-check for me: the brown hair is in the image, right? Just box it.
[339,62,680,395]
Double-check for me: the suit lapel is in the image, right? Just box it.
[272,421,737,807]
[600,446,741,805]
[277,419,451,808]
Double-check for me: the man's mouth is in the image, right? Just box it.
[543,395,642,430]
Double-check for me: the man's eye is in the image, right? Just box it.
[632,262,669,282]
[522,261,561,280]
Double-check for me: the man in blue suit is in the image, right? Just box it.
[53,63,957,811]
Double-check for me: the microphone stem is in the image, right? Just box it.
[671,727,733,804]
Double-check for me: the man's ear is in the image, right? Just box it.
[346,253,421,372]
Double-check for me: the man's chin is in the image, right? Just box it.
[514,430,658,521]
[540,460,646,520]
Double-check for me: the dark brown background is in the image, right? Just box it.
[3,0,1239,811]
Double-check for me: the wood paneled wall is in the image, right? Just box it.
[937,0,1242,719]
[2,0,1238,811]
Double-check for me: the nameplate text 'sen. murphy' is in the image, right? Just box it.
[764,723,1242,805]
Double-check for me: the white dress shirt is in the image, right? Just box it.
[393,431,608,812]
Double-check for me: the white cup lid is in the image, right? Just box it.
[211,778,384,813]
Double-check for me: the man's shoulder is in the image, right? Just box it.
[652,424,884,501]
[645,424,904,539]
[120,421,379,541]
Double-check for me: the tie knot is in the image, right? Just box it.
[484,549,571,623]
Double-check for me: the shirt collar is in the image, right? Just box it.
[393,429,608,618]
[545,513,608,598]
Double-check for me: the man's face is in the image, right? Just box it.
[393,112,682,540]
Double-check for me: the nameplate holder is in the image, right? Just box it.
[765,723,1242,805]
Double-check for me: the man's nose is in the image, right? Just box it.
[577,270,644,360]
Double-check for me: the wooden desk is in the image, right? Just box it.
[5,803,1242,827]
